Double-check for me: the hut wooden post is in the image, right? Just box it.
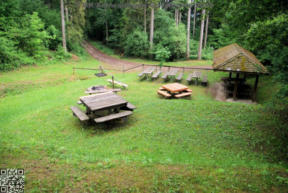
[229,72,232,79]
[233,73,240,100]
[253,74,259,101]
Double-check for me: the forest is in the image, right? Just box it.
[1,0,288,192]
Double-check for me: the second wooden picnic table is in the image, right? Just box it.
[157,83,192,99]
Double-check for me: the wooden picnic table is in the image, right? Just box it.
[162,83,188,93]
[71,92,135,123]
[143,67,155,75]
[138,67,156,79]
[80,92,127,111]
[158,83,192,99]
[187,71,202,84]
[168,68,178,77]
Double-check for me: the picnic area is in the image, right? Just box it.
[1,53,287,192]
[1,0,288,192]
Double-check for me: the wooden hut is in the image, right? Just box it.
[213,43,268,101]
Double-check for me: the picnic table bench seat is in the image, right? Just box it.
[152,71,161,79]
[138,72,144,77]
[94,110,132,123]
[176,72,183,82]
[127,103,136,110]
[201,75,208,86]
[157,90,171,98]
[71,106,89,121]
[162,72,170,80]
[186,73,194,83]
[120,103,136,111]
[175,92,192,98]
[169,68,178,76]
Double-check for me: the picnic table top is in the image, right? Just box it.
[143,67,155,74]
[193,71,202,78]
[168,68,178,76]
[80,92,127,111]
[162,83,188,93]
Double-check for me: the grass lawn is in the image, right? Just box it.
[0,56,287,192]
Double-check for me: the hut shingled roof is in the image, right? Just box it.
[213,43,268,74]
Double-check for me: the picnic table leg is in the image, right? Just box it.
[86,107,91,116]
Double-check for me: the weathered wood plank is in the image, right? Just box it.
[169,68,178,76]
[162,83,188,93]
[175,92,192,98]
[144,67,156,74]
[186,73,194,82]
[201,75,208,86]
[152,71,161,79]
[176,72,183,81]
[71,106,89,121]
[162,72,170,80]
[157,90,171,98]
[80,93,127,111]
[94,111,132,123]
[126,103,136,110]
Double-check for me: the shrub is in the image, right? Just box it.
[15,12,50,59]
[153,44,171,62]
[123,29,149,57]
[46,25,61,50]
[0,36,34,71]
[54,45,72,60]
[154,10,186,60]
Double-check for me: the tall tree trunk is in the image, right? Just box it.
[179,11,182,25]
[192,0,197,38]
[175,9,179,26]
[186,0,192,59]
[198,8,205,60]
[105,21,109,41]
[65,6,69,23]
[60,0,67,52]
[144,2,147,33]
[204,11,209,48]
[150,7,154,49]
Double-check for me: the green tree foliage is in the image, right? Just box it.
[245,14,288,74]
[15,13,50,58]
[153,10,186,60]
[0,11,50,70]
[245,13,288,117]
[0,37,24,71]
[0,0,88,71]
[124,29,149,57]
[153,44,171,62]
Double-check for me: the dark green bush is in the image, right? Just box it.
[123,29,149,57]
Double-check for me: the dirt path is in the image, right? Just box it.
[83,41,213,72]
[83,42,141,71]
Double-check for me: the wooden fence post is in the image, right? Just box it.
[112,76,115,89]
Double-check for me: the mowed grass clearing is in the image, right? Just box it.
[0,57,287,192]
